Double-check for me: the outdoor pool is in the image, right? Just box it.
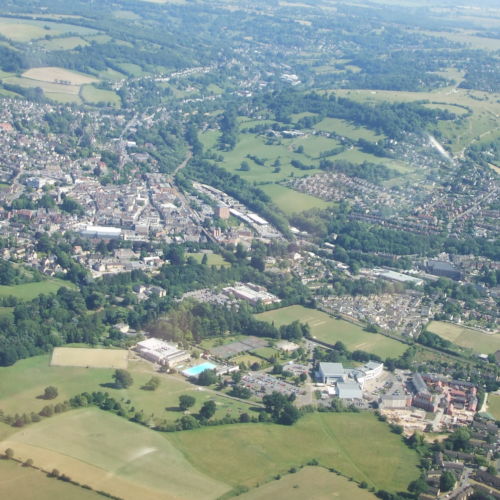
[182,362,217,377]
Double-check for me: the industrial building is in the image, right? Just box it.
[80,225,122,239]
[134,338,190,367]
[223,282,281,305]
[424,260,462,281]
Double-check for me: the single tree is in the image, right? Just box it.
[43,386,58,400]
[179,394,196,411]
[4,448,14,459]
[199,400,216,420]
[113,369,133,389]
[440,471,456,492]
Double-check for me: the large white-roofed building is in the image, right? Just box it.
[134,337,190,367]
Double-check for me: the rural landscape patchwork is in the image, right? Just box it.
[0,0,498,499]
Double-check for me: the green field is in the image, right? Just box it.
[256,306,407,359]
[0,354,255,420]
[260,183,331,215]
[170,412,419,491]
[486,394,500,420]
[38,36,89,50]
[1,409,229,500]
[239,466,377,500]
[81,85,121,106]
[313,117,383,142]
[0,460,102,500]
[186,252,230,267]
[0,278,74,300]
[427,321,500,354]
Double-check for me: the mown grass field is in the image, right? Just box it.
[313,117,383,142]
[260,183,331,215]
[256,306,407,359]
[186,252,230,267]
[0,278,74,300]
[1,409,229,500]
[169,412,419,491]
[427,321,500,354]
[50,347,129,369]
[239,466,377,500]
[0,354,256,420]
[486,394,500,420]
[0,460,102,500]
[23,67,97,85]
[3,75,81,96]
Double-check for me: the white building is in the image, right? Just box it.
[80,225,122,239]
[134,338,190,367]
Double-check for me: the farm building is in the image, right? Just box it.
[134,338,190,367]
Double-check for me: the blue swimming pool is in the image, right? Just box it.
[182,362,217,377]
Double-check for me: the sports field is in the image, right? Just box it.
[50,347,129,369]
[427,321,500,354]
[1,409,229,500]
[0,354,256,419]
[260,184,331,215]
[239,466,377,500]
[170,412,419,491]
[256,306,407,359]
[0,278,73,300]
[0,460,102,500]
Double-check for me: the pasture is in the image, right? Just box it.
[23,67,97,85]
[3,75,81,96]
[50,347,129,369]
[313,117,383,142]
[256,306,407,359]
[239,466,377,500]
[0,278,73,300]
[38,36,89,50]
[427,321,500,354]
[81,85,121,106]
[260,183,331,215]
[0,354,256,420]
[1,409,229,500]
[170,412,419,491]
[0,460,102,500]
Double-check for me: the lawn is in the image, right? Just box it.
[169,412,419,491]
[427,321,500,354]
[0,354,257,420]
[314,117,383,142]
[251,346,279,361]
[256,306,407,359]
[50,347,129,369]
[239,466,377,500]
[0,460,102,500]
[260,183,331,215]
[1,409,229,500]
[0,278,74,300]
[186,252,230,267]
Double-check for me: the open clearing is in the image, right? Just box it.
[186,252,230,267]
[1,409,229,500]
[0,354,256,419]
[313,117,383,142]
[50,347,129,369]
[486,394,500,420]
[427,321,500,354]
[81,85,121,105]
[38,36,89,50]
[260,183,331,215]
[170,412,419,491]
[256,306,407,359]
[0,460,101,500]
[0,278,73,300]
[239,466,377,500]
[23,67,97,85]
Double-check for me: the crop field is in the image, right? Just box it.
[260,184,331,215]
[427,321,500,354]
[185,252,230,267]
[256,306,407,359]
[0,278,73,300]
[81,85,121,105]
[1,409,229,500]
[2,76,81,96]
[50,347,129,369]
[0,355,256,420]
[23,67,97,85]
[0,460,102,500]
[239,466,377,500]
[170,412,419,491]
